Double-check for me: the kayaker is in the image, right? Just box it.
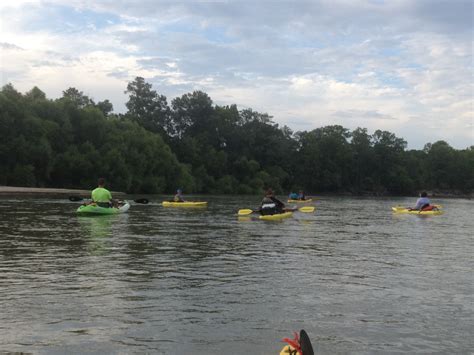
[174,189,185,202]
[288,192,298,200]
[297,190,306,200]
[411,191,431,210]
[91,177,114,207]
[260,188,285,215]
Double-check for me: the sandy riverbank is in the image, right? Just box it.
[0,186,126,198]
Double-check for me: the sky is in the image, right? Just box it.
[0,0,472,149]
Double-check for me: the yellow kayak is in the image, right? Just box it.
[392,207,443,215]
[287,198,312,203]
[162,201,207,207]
[259,211,293,221]
[280,344,297,354]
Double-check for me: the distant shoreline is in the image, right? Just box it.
[0,185,471,199]
[0,186,126,198]
[313,191,473,199]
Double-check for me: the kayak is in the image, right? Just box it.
[259,211,293,221]
[280,344,297,355]
[162,201,207,207]
[77,202,130,215]
[287,198,312,203]
[391,207,444,215]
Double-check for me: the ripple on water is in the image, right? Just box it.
[0,196,472,353]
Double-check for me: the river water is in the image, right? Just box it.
[0,196,472,354]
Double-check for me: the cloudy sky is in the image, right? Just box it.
[1,0,472,148]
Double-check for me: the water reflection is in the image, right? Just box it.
[77,214,128,255]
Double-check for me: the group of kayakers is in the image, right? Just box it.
[87,177,438,214]
[87,179,185,206]
[288,190,307,201]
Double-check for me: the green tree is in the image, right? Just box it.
[61,87,94,108]
[1,82,472,196]
[171,90,214,139]
[371,130,407,193]
[350,127,375,192]
[125,77,170,136]
[96,99,113,116]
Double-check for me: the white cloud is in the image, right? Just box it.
[0,0,472,148]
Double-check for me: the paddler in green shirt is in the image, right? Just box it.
[91,178,113,207]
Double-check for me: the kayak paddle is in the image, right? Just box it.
[299,329,314,355]
[281,329,314,355]
[238,209,255,215]
[134,198,149,204]
[68,196,149,204]
[237,206,315,215]
[68,196,84,202]
[296,206,315,213]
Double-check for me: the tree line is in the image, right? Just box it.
[1,78,472,195]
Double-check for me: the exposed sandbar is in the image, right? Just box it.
[0,186,126,198]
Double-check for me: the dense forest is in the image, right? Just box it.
[1,78,473,195]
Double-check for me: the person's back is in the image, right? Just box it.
[92,178,112,207]
[261,188,284,215]
[297,190,306,200]
[289,192,298,199]
[260,196,277,215]
[413,191,431,210]
[174,189,184,202]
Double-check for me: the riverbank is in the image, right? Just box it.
[0,186,470,199]
[313,190,473,199]
[0,186,126,198]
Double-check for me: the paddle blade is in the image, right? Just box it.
[134,198,149,204]
[298,206,315,213]
[69,196,83,202]
[238,209,254,215]
[299,329,314,355]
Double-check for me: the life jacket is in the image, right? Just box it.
[261,202,277,215]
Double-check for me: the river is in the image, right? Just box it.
[0,195,472,354]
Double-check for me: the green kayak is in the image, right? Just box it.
[76,202,130,215]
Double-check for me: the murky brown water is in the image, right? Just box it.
[0,196,472,353]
